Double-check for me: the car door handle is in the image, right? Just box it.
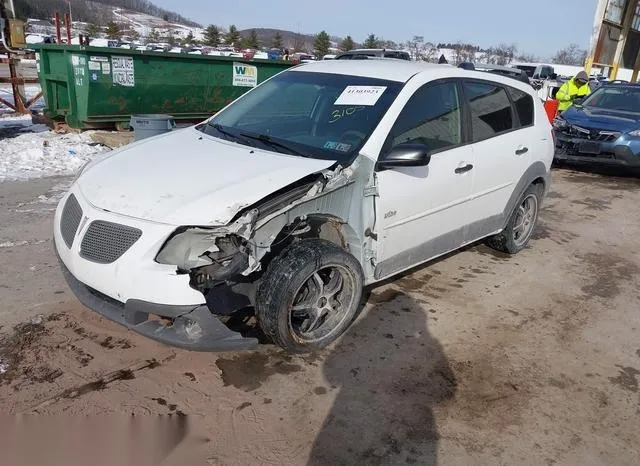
[515,146,529,155]
[454,163,473,174]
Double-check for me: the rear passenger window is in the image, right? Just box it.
[508,87,534,126]
[389,81,461,152]
[463,81,513,141]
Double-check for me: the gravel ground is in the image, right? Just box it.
[0,167,639,465]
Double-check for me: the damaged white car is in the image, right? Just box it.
[55,60,553,353]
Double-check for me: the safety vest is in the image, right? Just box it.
[556,78,591,111]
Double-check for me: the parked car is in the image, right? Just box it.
[55,60,553,353]
[465,63,531,85]
[553,83,640,167]
[335,48,411,60]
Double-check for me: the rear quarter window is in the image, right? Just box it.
[463,81,514,141]
[507,87,534,127]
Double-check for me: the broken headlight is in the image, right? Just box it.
[156,228,248,272]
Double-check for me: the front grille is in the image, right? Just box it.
[565,126,620,142]
[60,194,83,248]
[80,220,142,264]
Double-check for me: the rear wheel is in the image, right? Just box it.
[255,239,364,353]
[487,184,542,254]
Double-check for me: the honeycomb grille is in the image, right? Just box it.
[80,220,142,264]
[60,194,83,248]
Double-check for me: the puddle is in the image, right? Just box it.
[215,351,303,392]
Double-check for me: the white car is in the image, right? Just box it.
[55,60,553,353]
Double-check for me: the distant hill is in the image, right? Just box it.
[14,0,199,27]
[238,28,347,51]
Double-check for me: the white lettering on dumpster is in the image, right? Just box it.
[232,62,258,87]
[112,56,135,87]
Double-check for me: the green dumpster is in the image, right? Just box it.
[33,44,294,130]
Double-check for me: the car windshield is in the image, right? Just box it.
[582,86,640,114]
[198,71,402,161]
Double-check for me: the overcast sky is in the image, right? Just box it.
[152,0,596,58]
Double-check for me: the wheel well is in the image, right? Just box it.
[532,176,546,190]
[255,215,357,276]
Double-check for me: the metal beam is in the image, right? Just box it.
[610,0,638,79]
[585,0,610,74]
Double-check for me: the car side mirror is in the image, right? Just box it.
[377,143,431,170]
[573,97,585,106]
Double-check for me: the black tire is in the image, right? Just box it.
[255,239,364,353]
[487,183,542,254]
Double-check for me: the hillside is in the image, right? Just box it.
[238,28,347,52]
[14,0,199,27]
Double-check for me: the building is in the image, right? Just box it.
[586,0,640,81]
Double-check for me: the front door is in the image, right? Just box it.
[374,80,475,280]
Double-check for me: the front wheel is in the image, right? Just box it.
[487,184,542,254]
[255,239,364,353]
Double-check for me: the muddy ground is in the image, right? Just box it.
[1,167,639,465]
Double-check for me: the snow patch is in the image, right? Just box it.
[0,126,110,182]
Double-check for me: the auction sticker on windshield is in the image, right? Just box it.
[334,86,387,106]
[112,56,135,87]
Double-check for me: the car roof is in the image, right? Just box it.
[290,60,536,93]
[291,59,454,82]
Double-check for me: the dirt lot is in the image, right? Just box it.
[1,167,639,465]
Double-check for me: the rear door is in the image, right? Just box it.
[460,79,533,241]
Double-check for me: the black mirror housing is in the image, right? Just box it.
[377,143,431,170]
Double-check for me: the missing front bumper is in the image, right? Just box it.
[57,253,259,352]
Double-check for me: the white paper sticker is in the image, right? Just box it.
[334,86,387,106]
[112,56,135,87]
[88,61,101,71]
[90,56,109,62]
[232,62,258,87]
[71,55,80,66]
[102,62,111,74]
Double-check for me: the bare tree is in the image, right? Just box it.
[552,44,587,65]
[495,43,517,65]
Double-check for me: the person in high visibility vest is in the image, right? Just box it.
[556,70,591,112]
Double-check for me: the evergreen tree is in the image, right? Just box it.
[314,30,331,58]
[86,24,101,38]
[340,35,355,51]
[244,29,260,49]
[271,32,284,49]
[203,25,220,47]
[363,33,378,49]
[226,25,240,47]
[105,22,121,40]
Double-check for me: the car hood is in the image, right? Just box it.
[77,127,336,226]
[561,105,640,133]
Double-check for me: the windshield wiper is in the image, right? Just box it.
[207,123,248,144]
[239,132,312,158]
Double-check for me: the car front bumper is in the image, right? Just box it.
[554,133,640,167]
[54,187,258,351]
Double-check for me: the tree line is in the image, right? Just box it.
[86,19,590,66]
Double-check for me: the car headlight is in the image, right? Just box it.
[552,117,567,130]
[628,129,640,137]
[156,228,249,276]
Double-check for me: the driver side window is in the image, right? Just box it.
[389,81,462,153]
